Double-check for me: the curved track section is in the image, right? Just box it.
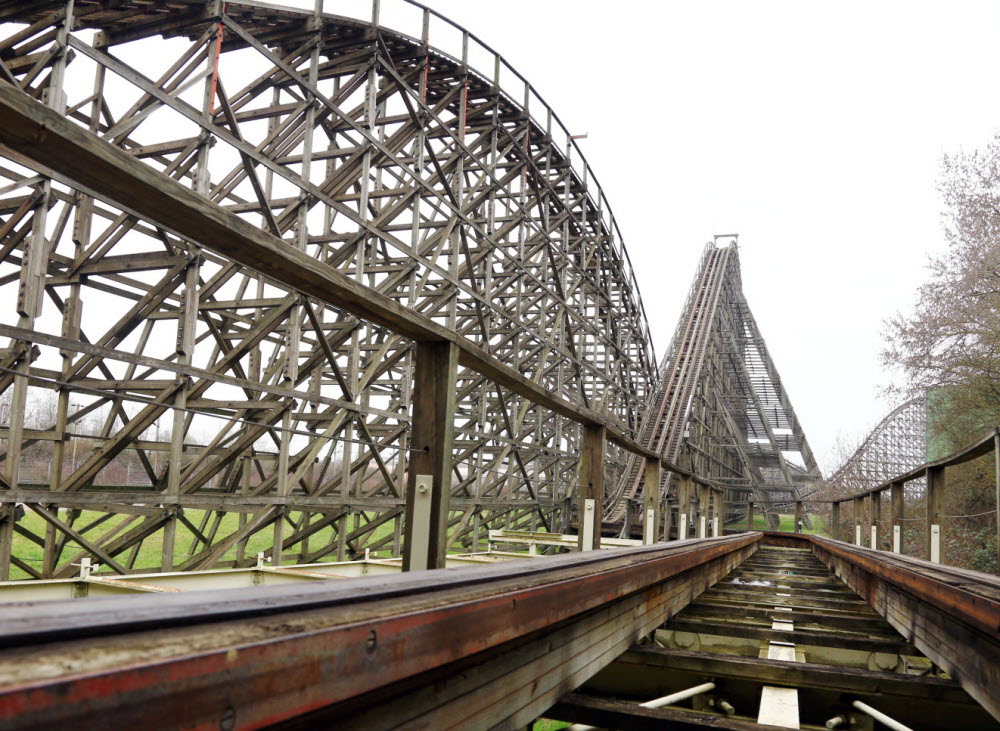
[823,396,927,496]
[0,0,656,577]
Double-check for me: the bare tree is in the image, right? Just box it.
[883,134,1000,572]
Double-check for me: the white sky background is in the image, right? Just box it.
[421,0,1000,472]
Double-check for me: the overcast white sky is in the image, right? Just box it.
[417,0,1000,471]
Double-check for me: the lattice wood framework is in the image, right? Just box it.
[0,0,658,578]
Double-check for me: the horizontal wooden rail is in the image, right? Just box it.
[0,533,759,729]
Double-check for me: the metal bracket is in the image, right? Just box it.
[581,498,595,551]
[410,474,433,569]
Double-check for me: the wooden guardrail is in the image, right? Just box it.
[827,428,1000,567]
[807,533,1000,722]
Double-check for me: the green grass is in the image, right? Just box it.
[532,720,570,731]
[740,512,826,535]
[9,509,398,580]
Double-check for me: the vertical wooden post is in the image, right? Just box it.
[696,483,709,538]
[577,424,606,552]
[994,433,1000,570]
[621,498,631,540]
[336,514,347,562]
[830,501,840,541]
[794,501,802,534]
[747,500,755,532]
[163,261,199,572]
[663,498,672,541]
[677,476,692,540]
[870,490,881,549]
[403,341,458,571]
[643,457,661,544]
[890,481,903,554]
[926,466,945,564]
[711,490,721,536]
[0,505,13,580]
[852,496,861,545]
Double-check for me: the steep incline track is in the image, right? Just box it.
[607,246,731,522]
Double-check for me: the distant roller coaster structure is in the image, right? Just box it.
[607,241,821,532]
[822,396,927,497]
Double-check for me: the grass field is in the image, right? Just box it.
[8,509,399,580]
[739,512,826,534]
[532,720,569,730]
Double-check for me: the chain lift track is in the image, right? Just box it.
[607,241,822,529]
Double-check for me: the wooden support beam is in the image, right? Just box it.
[615,646,974,704]
[996,434,1000,570]
[403,341,458,571]
[26,504,128,575]
[711,490,720,537]
[677,476,692,541]
[830,501,840,542]
[696,484,709,539]
[852,495,861,545]
[794,500,802,534]
[664,617,915,654]
[550,693,784,730]
[926,465,945,564]
[890,481,903,554]
[642,457,661,545]
[577,424,606,552]
[870,489,881,550]
[0,505,13,582]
